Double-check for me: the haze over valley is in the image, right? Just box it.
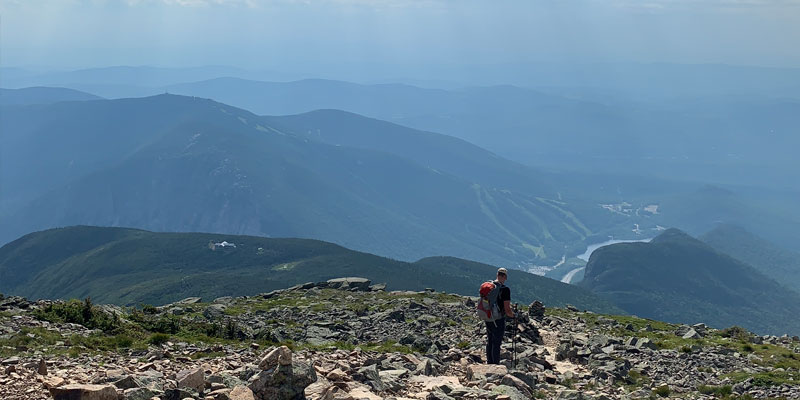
[2,2,800,398]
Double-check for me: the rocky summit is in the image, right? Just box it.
[1,280,799,400]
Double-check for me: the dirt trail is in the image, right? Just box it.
[539,328,586,375]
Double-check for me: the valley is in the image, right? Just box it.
[4,1,800,399]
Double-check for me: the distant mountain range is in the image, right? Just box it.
[159,77,800,190]
[701,224,800,293]
[5,64,799,189]
[3,92,798,269]
[581,228,800,335]
[0,87,102,105]
[0,226,623,313]
[1,94,651,267]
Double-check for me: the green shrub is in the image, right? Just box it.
[110,334,134,349]
[653,385,670,397]
[721,326,752,342]
[148,333,170,346]
[33,298,122,333]
[698,384,732,396]
[141,304,159,314]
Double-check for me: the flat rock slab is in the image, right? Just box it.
[466,364,508,382]
[326,277,371,291]
[408,375,461,392]
[49,384,118,400]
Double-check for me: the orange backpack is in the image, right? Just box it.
[476,281,502,322]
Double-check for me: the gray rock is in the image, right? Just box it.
[213,296,235,305]
[557,389,589,399]
[247,361,316,400]
[258,346,292,370]
[491,384,529,400]
[355,364,386,392]
[176,297,202,304]
[466,364,507,382]
[501,374,533,397]
[528,301,545,320]
[49,384,118,400]
[416,358,434,376]
[369,283,387,291]
[1,356,20,365]
[123,387,158,400]
[176,367,204,392]
[682,329,701,339]
[113,375,142,389]
[163,388,198,400]
[204,304,228,319]
[378,369,409,391]
[326,277,371,291]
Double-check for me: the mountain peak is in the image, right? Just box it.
[582,228,800,335]
[650,227,695,244]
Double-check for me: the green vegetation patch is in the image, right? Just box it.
[33,298,124,333]
[698,384,733,396]
[726,370,800,387]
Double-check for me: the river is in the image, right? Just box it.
[561,237,653,284]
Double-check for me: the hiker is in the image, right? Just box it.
[485,267,514,364]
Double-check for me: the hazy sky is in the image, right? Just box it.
[3,0,800,72]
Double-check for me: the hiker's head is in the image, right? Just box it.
[497,268,508,283]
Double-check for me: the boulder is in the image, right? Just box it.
[258,346,292,370]
[163,388,198,400]
[682,329,702,339]
[176,367,204,392]
[555,342,578,361]
[501,374,533,397]
[369,283,387,291]
[466,364,507,382]
[175,297,202,304]
[326,277,371,291]
[490,384,529,400]
[204,304,227,319]
[378,369,409,391]
[49,384,118,400]
[122,387,157,400]
[42,376,66,389]
[113,375,143,390]
[247,361,317,400]
[355,364,386,392]
[229,386,256,400]
[624,337,657,350]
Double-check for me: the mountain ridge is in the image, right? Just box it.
[0,225,623,314]
[581,228,800,335]
[700,224,800,293]
[0,94,647,267]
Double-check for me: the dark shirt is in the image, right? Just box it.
[498,285,511,304]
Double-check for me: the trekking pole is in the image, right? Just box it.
[512,303,518,369]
